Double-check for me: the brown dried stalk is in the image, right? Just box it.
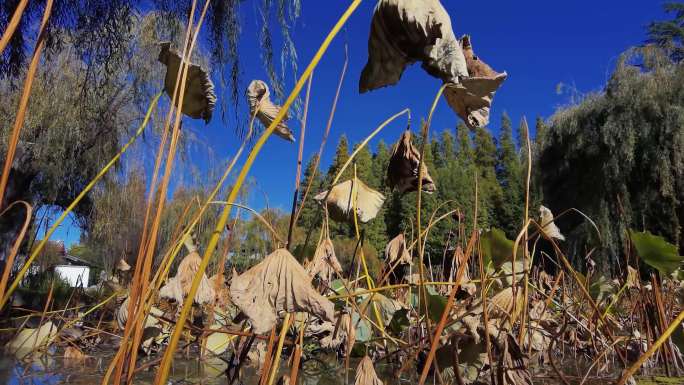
[0,0,54,208]
[0,0,28,55]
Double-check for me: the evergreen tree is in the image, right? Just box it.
[473,126,503,229]
[496,113,524,237]
[326,135,350,184]
[296,155,323,231]
[372,140,390,190]
[367,141,390,253]
[451,123,478,231]
[352,143,374,184]
[440,130,456,163]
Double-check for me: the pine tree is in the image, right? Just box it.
[496,113,524,237]
[352,143,374,184]
[473,126,503,229]
[296,155,323,231]
[372,140,390,190]
[451,123,478,231]
[440,130,456,163]
[326,135,350,184]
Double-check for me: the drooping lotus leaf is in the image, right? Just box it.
[159,250,215,305]
[314,179,385,223]
[630,229,683,275]
[230,248,335,334]
[359,0,468,92]
[444,35,507,128]
[247,80,295,142]
[387,130,436,194]
[539,205,565,241]
[306,238,343,287]
[355,355,384,385]
[158,42,216,123]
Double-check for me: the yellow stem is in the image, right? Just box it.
[617,309,684,385]
[266,313,291,385]
[0,93,162,309]
[152,2,362,383]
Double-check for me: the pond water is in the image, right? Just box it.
[0,352,677,385]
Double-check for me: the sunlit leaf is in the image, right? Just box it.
[630,230,683,275]
[480,228,519,269]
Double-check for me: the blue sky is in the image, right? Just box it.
[53,0,668,247]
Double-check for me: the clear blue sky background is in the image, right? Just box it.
[53,0,668,247]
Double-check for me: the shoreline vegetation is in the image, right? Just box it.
[1,1,684,385]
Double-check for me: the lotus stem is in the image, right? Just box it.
[153,2,362,383]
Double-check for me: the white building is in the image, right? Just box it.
[55,264,90,287]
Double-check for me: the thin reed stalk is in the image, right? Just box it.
[0,92,162,309]
[293,47,349,226]
[266,313,292,385]
[152,3,363,384]
[0,201,31,303]
[418,165,478,385]
[0,0,54,208]
[286,73,313,247]
[415,84,446,335]
[210,202,284,244]
[0,0,28,55]
[475,177,496,385]
[123,3,210,380]
[351,165,385,331]
[102,107,254,385]
[518,116,533,347]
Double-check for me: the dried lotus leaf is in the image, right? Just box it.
[116,258,131,271]
[247,80,295,142]
[387,130,436,194]
[360,0,468,92]
[306,238,343,287]
[210,273,232,311]
[7,321,57,357]
[230,248,335,334]
[64,346,87,360]
[444,36,507,128]
[158,42,216,123]
[497,333,533,385]
[355,355,384,385]
[539,205,565,241]
[385,233,412,266]
[314,179,385,223]
[159,250,215,305]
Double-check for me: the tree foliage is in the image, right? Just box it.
[538,46,684,268]
[647,2,684,62]
[295,118,539,271]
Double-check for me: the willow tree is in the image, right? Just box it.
[538,47,684,268]
[1,0,302,128]
[0,13,190,260]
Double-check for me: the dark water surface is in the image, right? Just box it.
[0,352,674,385]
